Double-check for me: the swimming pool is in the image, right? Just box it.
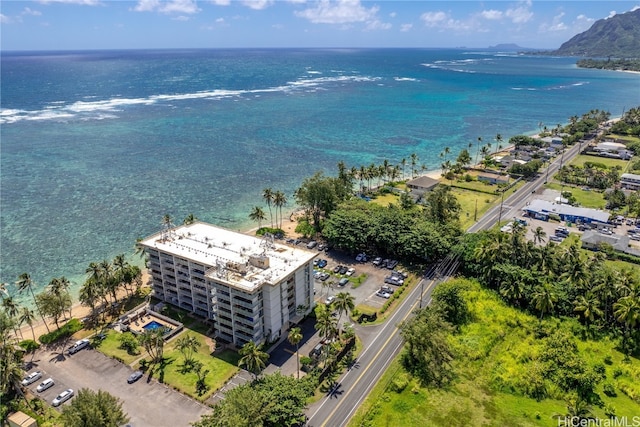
[142,320,165,331]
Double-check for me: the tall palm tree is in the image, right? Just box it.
[573,293,603,325]
[183,213,197,225]
[16,273,50,333]
[19,307,37,342]
[262,188,274,228]
[176,333,201,366]
[314,304,337,342]
[475,136,483,166]
[532,282,558,319]
[333,292,355,339]
[287,327,303,379]
[49,276,72,318]
[2,296,23,339]
[410,153,418,178]
[238,340,269,380]
[533,226,547,245]
[400,158,407,180]
[273,190,287,229]
[495,133,503,154]
[249,206,267,230]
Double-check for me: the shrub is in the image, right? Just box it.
[389,374,410,393]
[612,367,623,379]
[603,382,617,397]
[39,318,83,344]
[604,355,613,365]
[19,339,40,353]
[118,332,140,355]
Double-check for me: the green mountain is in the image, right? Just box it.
[553,8,640,58]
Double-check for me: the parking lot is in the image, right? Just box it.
[24,344,210,426]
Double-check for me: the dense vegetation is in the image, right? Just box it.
[553,8,640,58]
[611,107,640,137]
[354,279,640,426]
[577,58,640,72]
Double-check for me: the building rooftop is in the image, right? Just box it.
[621,173,640,181]
[525,199,610,223]
[139,222,317,292]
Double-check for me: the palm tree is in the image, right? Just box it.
[573,293,603,324]
[400,158,407,180]
[333,292,355,339]
[183,213,197,225]
[410,153,418,178]
[19,307,37,342]
[475,136,483,165]
[532,282,558,319]
[495,133,503,154]
[49,276,72,318]
[273,190,287,229]
[176,333,201,367]
[314,304,337,342]
[249,206,267,230]
[161,214,173,240]
[238,340,269,380]
[138,328,165,363]
[287,327,303,379]
[533,226,547,245]
[2,296,23,339]
[16,273,50,333]
[262,188,274,228]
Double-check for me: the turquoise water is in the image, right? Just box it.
[1,48,639,303]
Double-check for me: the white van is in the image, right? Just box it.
[68,338,90,354]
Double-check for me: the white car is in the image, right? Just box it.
[325,295,335,305]
[21,371,42,386]
[36,378,55,392]
[52,389,74,407]
[376,291,391,299]
[68,338,90,355]
[346,267,355,277]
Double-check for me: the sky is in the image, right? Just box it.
[1,0,639,51]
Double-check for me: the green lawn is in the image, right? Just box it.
[144,330,240,401]
[93,330,142,365]
[350,280,640,427]
[569,154,630,171]
[544,182,607,209]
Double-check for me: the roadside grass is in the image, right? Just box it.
[451,188,498,230]
[350,280,640,427]
[146,331,239,401]
[607,134,640,144]
[370,192,399,206]
[569,154,630,171]
[544,182,606,209]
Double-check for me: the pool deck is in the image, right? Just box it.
[128,313,174,335]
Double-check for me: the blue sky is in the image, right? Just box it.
[1,1,639,50]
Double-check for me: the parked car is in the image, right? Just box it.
[127,371,143,384]
[307,241,317,249]
[346,267,355,277]
[36,378,55,392]
[355,253,366,262]
[550,235,564,242]
[375,291,391,299]
[68,338,90,355]
[333,265,343,273]
[555,227,570,236]
[386,259,398,270]
[21,371,42,386]
[339,266,349,275]
[384,276,403,286]
[325,296,335,305]
[314,270,322,280]
[338,278,349,287]
[380,285,394,294]
[309,343,323,358]
[317,259,328,268]
[317,243,327,251]
[52,389,74,407]
[381,259,391,268]
[372,257,383,267]
[320,272,330,281]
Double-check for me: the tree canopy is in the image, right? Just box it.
[60,388,129,427]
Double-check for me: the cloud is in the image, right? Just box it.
[22,7,43,16]
[209,0,230,5]
[295,0,379,24]
[480,9,502,20]
[365,20,391,31]
[400,23,412,32]
[632,6,640,12]
[173,15,190,21]
[539,11,567,32]
[242,0,273,10]
[389,12,396,18]
[133,0,200,14]
[0,14,11,24]
[607,10,617,19]
[505,0,533,24]
[420,11,471,31]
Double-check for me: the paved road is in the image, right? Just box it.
[25,344,210,427]
[306,135,592,426]
[468,140,584,233]
[306,257,459,427]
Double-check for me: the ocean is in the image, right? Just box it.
[1,48,639,301]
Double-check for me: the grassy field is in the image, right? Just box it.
[544,182,607,209]
[569,154,630,171]
[350,280,640,427]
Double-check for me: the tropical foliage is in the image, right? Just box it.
[61,388,129,427]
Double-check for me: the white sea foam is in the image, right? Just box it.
[0,74,379,125]
[394,77,418,82]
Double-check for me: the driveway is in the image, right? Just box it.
[25,345,210,427]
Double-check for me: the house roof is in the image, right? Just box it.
[621,173,640,181]
[406,175,439,190]
[581,231,640,256]
[524,199,610,223]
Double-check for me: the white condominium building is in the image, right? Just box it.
[138,222,316,347]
